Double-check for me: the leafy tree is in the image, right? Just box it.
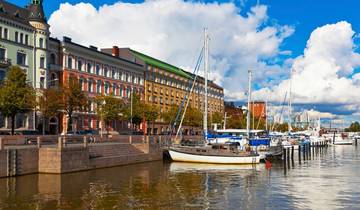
[95,94,124,134]
[162,105,179,125]
[211,112,223,125]
[184,106,202,127]
[61,76,88,132]
[123,92,144,130]
[0,66,36,135]
[345,121,360,132]
[37,87,63,135]
[144,104,159,134]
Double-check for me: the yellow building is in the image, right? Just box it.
[113,48,224,134]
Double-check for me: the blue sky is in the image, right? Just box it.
[7,0,360,125]
[9,0,360,59]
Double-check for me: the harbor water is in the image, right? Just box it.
[0,145,360,209]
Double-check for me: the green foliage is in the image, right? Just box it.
[211,112,223,125]
[37,88,63,118]
[37,87,63,135]
[123,92,144,128]
[345,121,360,132]
[144,104,159,123]
[95,94,124,131]
[61,76,88,131]
[0,66,36,135]
[162,105,203,127]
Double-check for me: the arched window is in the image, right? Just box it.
[97,80,102,93]
[104,83,109,95]
[112,83,117,95]
[88,80,93,92]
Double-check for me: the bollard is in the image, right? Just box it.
[302,144,306,161]
[159,136,162,145]
[58,137,63,149]
[129,136,132,144]
[37,136,41,148]
[355,138,358,146]
[298,145,301,164]
[0,137,3,150]
[308,143,311,159]
[83,136,88,148]
[283,148,287,161]
[291,146,294,160]
[287,148,291,169]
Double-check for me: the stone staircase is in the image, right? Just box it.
[88,143,145,159]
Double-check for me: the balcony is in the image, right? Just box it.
[0,58,11,68]
[49,63,62,72]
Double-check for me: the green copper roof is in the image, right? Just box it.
[130,50,192,79]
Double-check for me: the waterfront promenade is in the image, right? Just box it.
[0,135,165,178]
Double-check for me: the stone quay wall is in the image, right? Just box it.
[0,135,163,178]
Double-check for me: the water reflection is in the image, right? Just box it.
[0,146,359,209]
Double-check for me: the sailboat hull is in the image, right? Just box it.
[168,149,260,164]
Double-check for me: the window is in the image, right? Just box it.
[20,33,23,44]
[50,53,56,64]
[112,84,116,95]
[88,80,93,92]
[105,83,109,95]
[96,65,100,75]
[119,86,123,97]
[0,48,5,60]
[15,31,18,42]
[87,63,92,73]
[112,70,115,79]
[3,28,8,39]
[97,81,101,93]
[104,67,108,77]
[25,35,28,45]
[50,73,56,87]
[16,52,26,66]
[79,78,84,91]
[39,38,44,48]
[67,57,72,69]
[0,27,2,39]
[40,57,45,68]
[77,60,82,71]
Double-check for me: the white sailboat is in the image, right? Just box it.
[167,28,260,164]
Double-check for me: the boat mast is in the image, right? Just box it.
[204,28,209,140]
[247,70,252,137]
[288,68,293,133]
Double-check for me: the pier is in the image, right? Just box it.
[0,135,163,178]
[282,140,329,174]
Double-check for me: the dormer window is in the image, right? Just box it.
[0,4,5,13]
[14,10,20,18]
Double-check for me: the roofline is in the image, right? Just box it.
[61,38,143,68]
[130,49,192,79]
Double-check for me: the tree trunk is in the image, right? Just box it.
[11,114,15,135]
[67,114,73,132]
[152,120,155,135]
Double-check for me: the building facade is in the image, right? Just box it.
[249,101,266,120]
[0,0,49,132]
[56,38,145,134]
[102,48,225,134]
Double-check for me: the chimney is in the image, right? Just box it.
[112,46,119,57]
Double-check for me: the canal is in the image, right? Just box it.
[0,145,359,209]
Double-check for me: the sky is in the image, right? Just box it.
[7,0,360,126]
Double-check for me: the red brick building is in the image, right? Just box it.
[49,37,145,134]
[249,101,266,120]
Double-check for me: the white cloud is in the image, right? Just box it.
[254,21,360,106]
[49,0,293,101]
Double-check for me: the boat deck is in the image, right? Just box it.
[170,146,258,157]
